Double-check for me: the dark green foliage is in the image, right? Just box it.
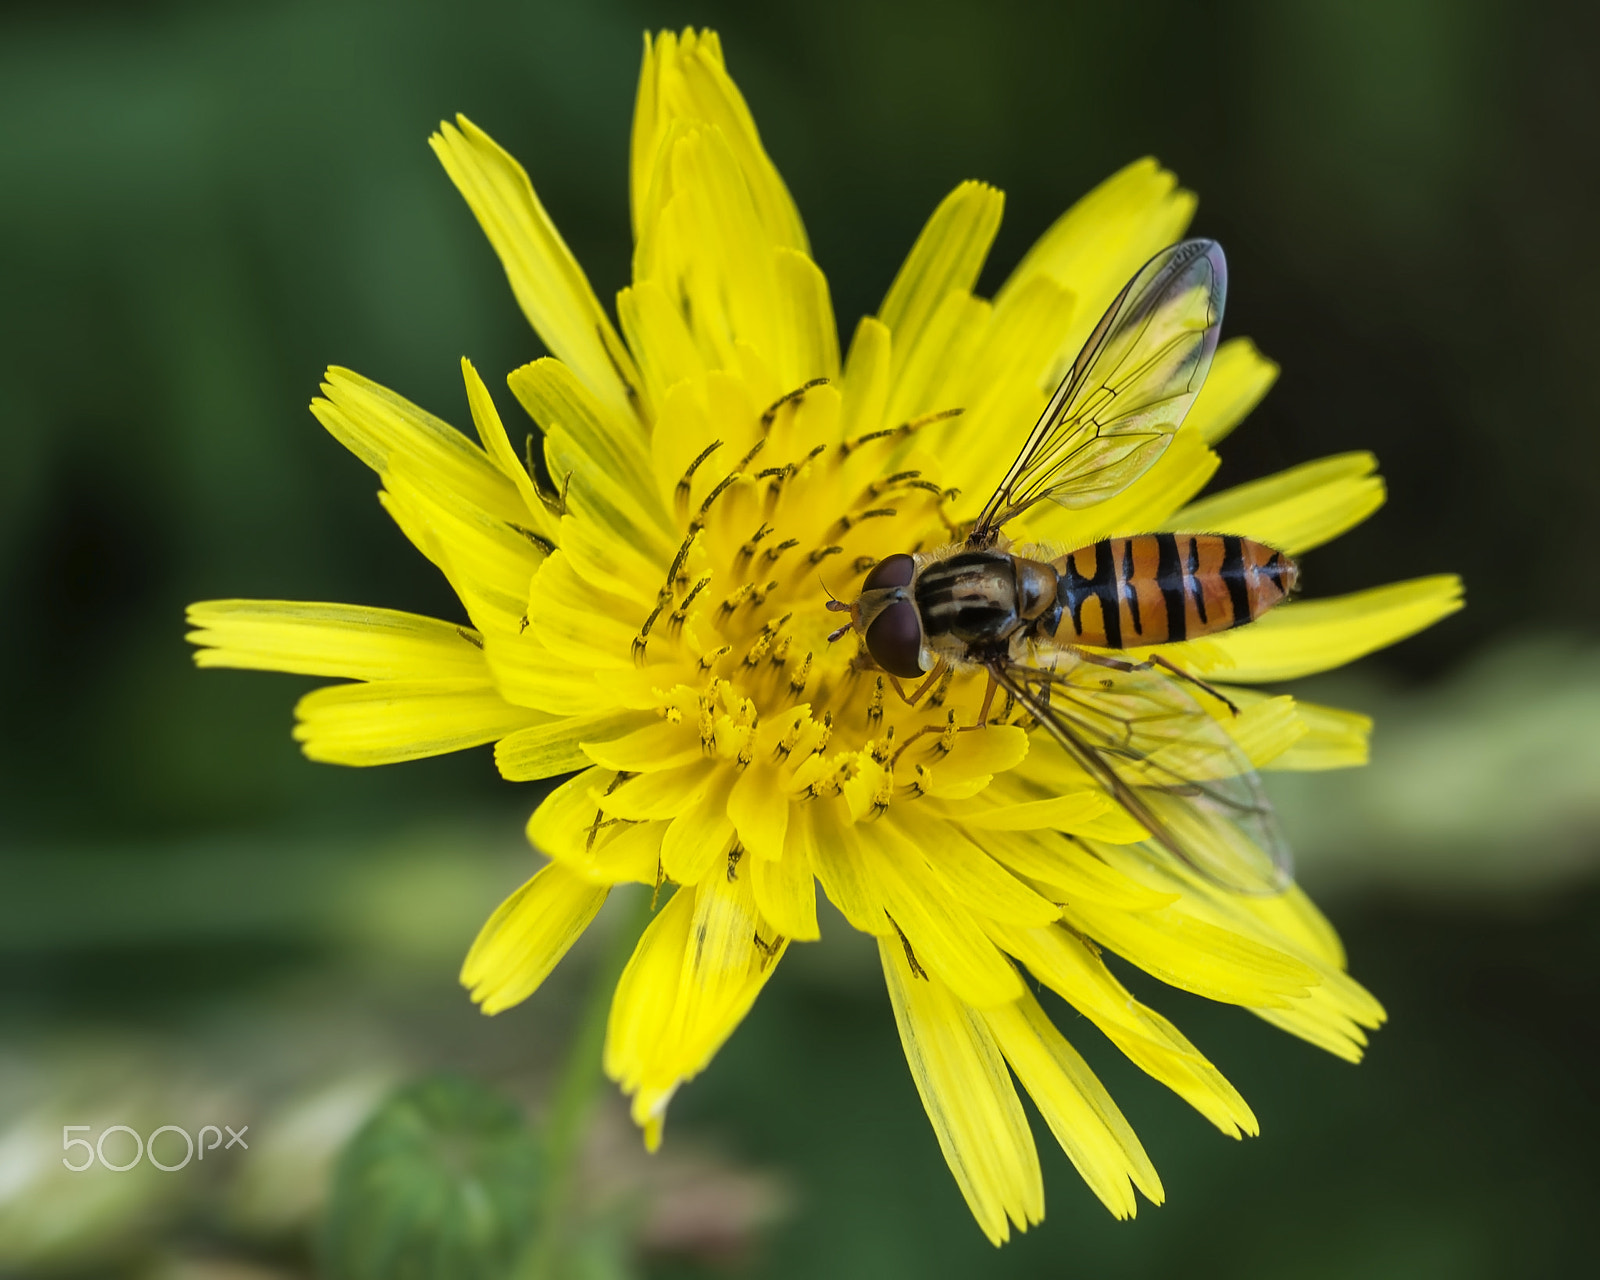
[321,1076,543,1280]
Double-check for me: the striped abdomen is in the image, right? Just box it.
[1046,534,1296,649]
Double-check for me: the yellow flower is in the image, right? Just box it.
[187,29,1462,1244]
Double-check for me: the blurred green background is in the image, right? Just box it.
[3,0,1598,1275]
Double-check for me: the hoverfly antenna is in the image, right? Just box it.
[821,577,850,613]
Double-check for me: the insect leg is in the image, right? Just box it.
[887,659,949,708]
[1144,653,1240,715]
[1074,649,1241,716]
[956,671,1001,733]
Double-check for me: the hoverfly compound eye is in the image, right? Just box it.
[862,553,916,592]
[864,599,925,678]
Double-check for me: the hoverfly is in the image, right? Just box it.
[827,239,1298,895]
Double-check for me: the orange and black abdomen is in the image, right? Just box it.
[1047,534,1296,649]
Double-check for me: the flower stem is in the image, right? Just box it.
[519,886,648,1280]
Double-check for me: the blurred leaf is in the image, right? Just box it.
[321,1075,542,1280]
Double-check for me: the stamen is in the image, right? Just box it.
[668,575,713,633]
[852,555,877,574]
[750,579,780,606]
[866,676,885,729]
[769,634,793,666]
[752,929,784,968]
[689,470,743,533]
[522,431,572,517]
[926,668,954,708]
[632,600,666,664]
[698,644,732,674]
[718,583,755,618]
[812,710,833,754]
[839,407,963,457]
[743,631,774,666]
[596,321,643,416]
[763,537,800,565]
[736,523,774,568]
[788,651,813,697]
[737,437,767,470]
[726,841,744,881]
[887,914,928,979]
[759,377,830,430]
[868,469,922,499]
[456,627,484,650]
[809,544,843,566]
[662,529,700,601]
[675,439,723,515]
[508,522,556,556]
[835,507,897,535]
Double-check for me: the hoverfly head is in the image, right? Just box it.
[842,552,926,678]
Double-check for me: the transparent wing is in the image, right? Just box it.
[987,653,1292,895]
[967,239,1227,547]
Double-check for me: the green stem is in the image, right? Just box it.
[518,886,650,1280]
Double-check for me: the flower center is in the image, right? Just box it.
[627,382,996,804]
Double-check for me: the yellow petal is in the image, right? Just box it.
[1170,452,1385,555]
[187,600,489,682]
[1060,890,1320,1009]
[727,761,791,861]
[659,768,738,884]
[775,246,841,385]
[802,801,891,936]
[1160,575,1465,682]
[994,158,1194,384]
[883,289,991,428]
[865,822,1024,1007]
[528,766,673,879]
[461,862,608,1014]
[878,935,1042,1246]
[1223,694,1309,768]
[977,829,1178,912]
[893,810,1060,928]
[983,992,1163,1218]
[1241,692,1372,771]
[293,679,543,766]
[838,316,892,442]
[616,280,709,416]
[505,357,670,535]
[614,865,787,1143]
[378,458,546,636]
[580,715,704,773]
[992,921,1257,1137]
[431,115,644,427]
[495,709,657,782]
[934,788,1111,833]
[312,367,526,525]
[878,181,1004,388]
[750,842,820,941]
[460,357,550,537]
[525,551,649,672]
[605,885,695,1095]
[1184,337,1279,445]
[598,759,720,822]
[631,30,807,254]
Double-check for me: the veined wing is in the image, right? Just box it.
[967,239,1227,547]
[987,653,1291,895]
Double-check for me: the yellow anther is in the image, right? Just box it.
[788,651,813,698]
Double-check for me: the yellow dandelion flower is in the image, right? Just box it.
[187,29,1463,1244]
